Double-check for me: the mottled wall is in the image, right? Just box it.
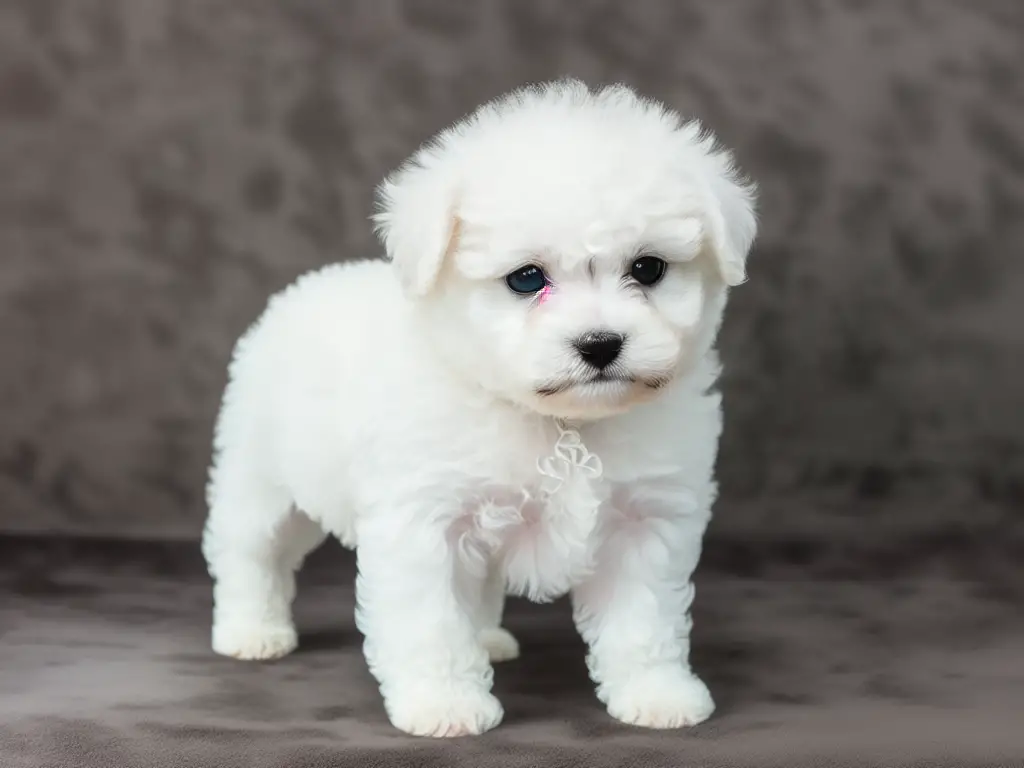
[1,0,1022,545]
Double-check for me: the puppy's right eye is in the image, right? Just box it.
[505,264,548,295]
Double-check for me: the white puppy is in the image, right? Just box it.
[202,79,757,738]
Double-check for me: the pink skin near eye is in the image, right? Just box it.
[537,284,553,304]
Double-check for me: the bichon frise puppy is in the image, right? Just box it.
[202,79,757,738]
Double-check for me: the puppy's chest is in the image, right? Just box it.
[455,478,606,600]
[452,425,611,601]
[461,478,605,535]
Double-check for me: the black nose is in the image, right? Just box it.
[574,331,624,370]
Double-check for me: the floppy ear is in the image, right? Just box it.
[687,129,758,286]
[372,155,459,297]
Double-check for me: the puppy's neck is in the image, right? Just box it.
[536,418,604,498]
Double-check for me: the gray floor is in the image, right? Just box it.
[3,538,1023,767]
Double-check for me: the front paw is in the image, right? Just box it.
[212,620,298,661]
[604,668,715,729]
[386,685,504,738]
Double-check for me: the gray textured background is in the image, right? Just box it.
[1,0,1022,559]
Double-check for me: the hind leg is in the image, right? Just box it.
[474,563,519,663]
[203,468,325,661]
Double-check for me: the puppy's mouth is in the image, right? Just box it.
[535,372,670,397]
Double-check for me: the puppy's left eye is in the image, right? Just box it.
[630,255,667,286]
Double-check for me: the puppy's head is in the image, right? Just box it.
[374,80,757,421]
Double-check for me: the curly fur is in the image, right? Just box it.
[202,79,757,738]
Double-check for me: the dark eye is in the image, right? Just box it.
[630,255,667,286]
[505,264,548,295]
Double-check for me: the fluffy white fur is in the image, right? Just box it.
[202,79,757,738]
